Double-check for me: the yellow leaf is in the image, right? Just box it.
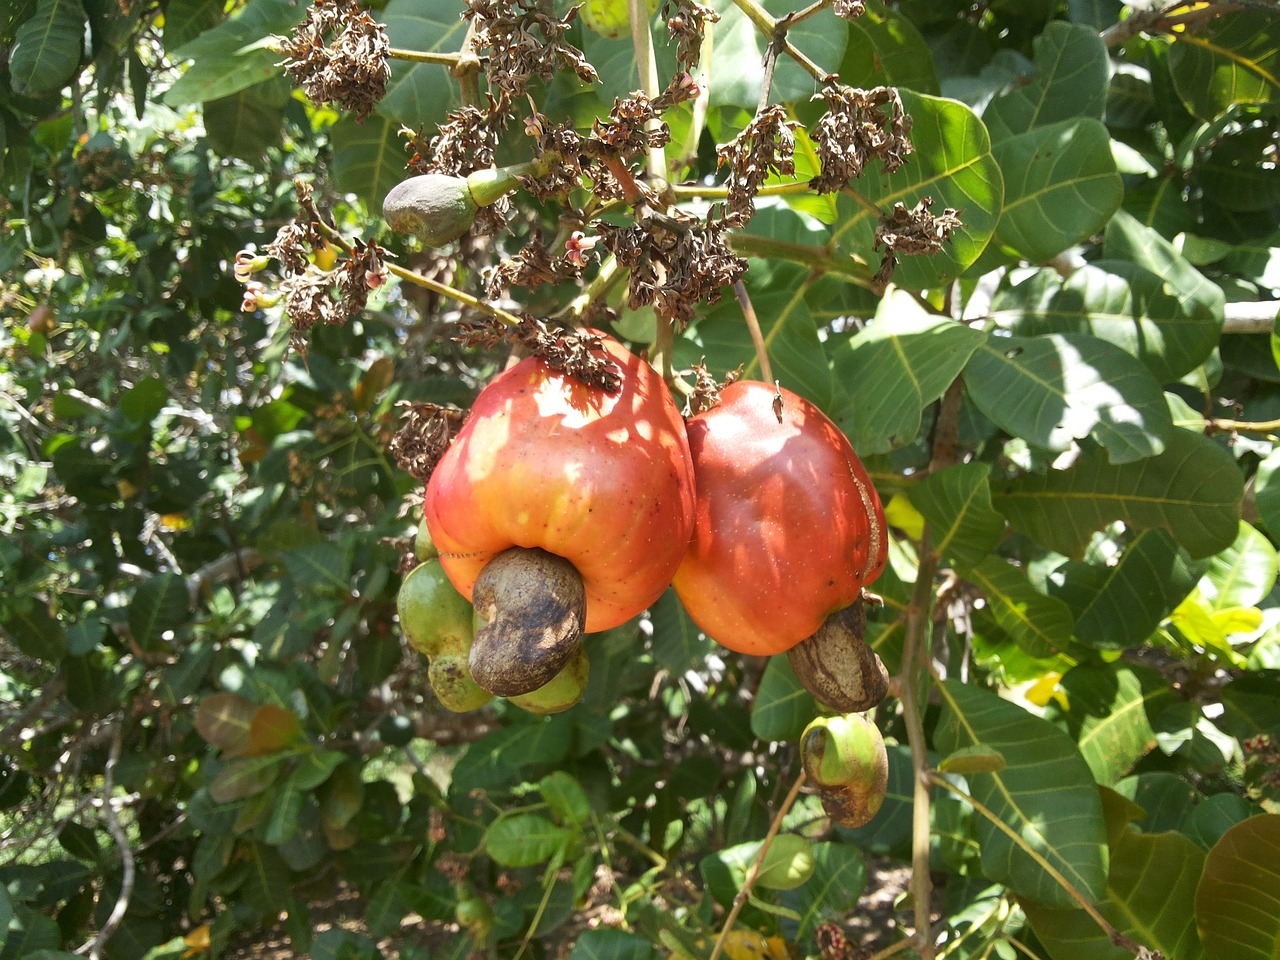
[183,924,211,957]
[159,513,191,531]
[1025,672,1065,709]
[885,492,925,539]
[1212,606,1263,637]
[723,930,792,960]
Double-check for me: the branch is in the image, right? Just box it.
[86,724,136,960]
[733,279,775,384]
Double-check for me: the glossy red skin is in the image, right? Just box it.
[424,335,696,633]
[672,381,887,656]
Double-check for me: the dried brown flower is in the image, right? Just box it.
[389,402,468,483]
[687,359,722,415]
[407,104,504,176]
[717,104,800,219]
[590,92,672,159]
[872,197,962,284]
[483,230,584,296]
[464,0,598,109]
[832,0,866,18]
[279,0,390,121]
[601,210,747,326]
[455,317,622,393]
[810,84,913,193]
[662,0,720,72]
[519,114,587,200]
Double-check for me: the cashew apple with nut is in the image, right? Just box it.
[672,380,888,657]
[425,332,696,697]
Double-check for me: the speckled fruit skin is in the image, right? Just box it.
[672,381,887,656]
[424,334,696,633]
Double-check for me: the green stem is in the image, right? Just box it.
[629,0,666,180]
[786,0,832,26]
[387,262,523,327]
[727,232,875,287]
[387,47,460,66]
[733,280,773,384]
[560,254,625,323]
[730,0,833,83]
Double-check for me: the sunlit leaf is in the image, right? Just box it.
[1168,9,1280,121]
[130,573,190,652]
[993,427,1243,559]
[961,556,1074,658]
[750,656,815,743]
[1199,521,1278,612]
[375,0,465,125]
[485,814,571,868]
[838,0,939,94]
[934,680,1109,908]
[162,0,303,105]
[331,114,406,213]
[9,0,85,97]
[908,462,1006,566]
[965,332,1172,464]
[1196,815,1280,960]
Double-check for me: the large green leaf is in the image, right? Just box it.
[989,261,1222,383]
[129,573,191,652]
[1024,827,1207,960]
[333,108,415,206]
[907,462,1006,567]
[829,290,984,453]
[1199,521,1278,612]
[376,0,465,126]
[960,556,1074,659]
[993,427,1243,559]
[162,0,305,106]
[1104,211,1225,330]
[780,841,867,940]
[982,21,1110,142]
[1253,446,1280,541]
[1168,10,1280,121]
[9,0,85,97]
[485,814,572,868]
[1,599,67,663]
[1195,815,1280,960]
[1067,530,1201,650]
[750,656,815,743]
[965,332,1172,464]
[990,118,1123,263]
[1046,663,1174,785]
[830,91,1003,291]
[203,76,289,163]
[934,680,1109,908]
[838,0,939,94]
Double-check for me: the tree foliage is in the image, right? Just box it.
[3,1,1280,959]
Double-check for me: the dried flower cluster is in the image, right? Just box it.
[717,105,800,219]
[601,212,747,326]
[241,183,389,346]
[662,0,720,72]
[832,0,867,18]
[455,317,623,393]
[279,0,390,122]
[810,84,913,193]
[407,104,503,177]
[389,403,468,483]
[463,0,598,108]
[484,230,585,296]
[872,197,962,284]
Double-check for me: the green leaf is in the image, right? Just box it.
[934,680,1109,908]
[1255,446,1280,540]
[830,91,1003,291]
[240,843,292,912]
[1067,530,1201,650]
[485,814,572,868]
[983,21,1110,141]
[1,599,67,662]
[9,0,85,97]
[1025,827,1207,960]
[247,704,303,756]
[830,291,984,453]
[649,589,714,675]
[568,929,659,960]
[263,773,304,845]
[194,692,257,754]
[990,118,1123,263]
[960,556,1074,658]
[540,772,592,828]
[1168,10,1280,121]
[1114,772,1199,834]
[1199,521,1278,612]
[838,0,939,94]
[290,749,346,791]
[162,0,223,51]
[1181,793,1257,852]
[1047,663,1175,784]
[1195,814,1280,960]
[990,261,1222,384]
[993,427,1244,559]
[162,0,305,105]
[756,833,815,891]
[449,719,572,795]
[203,76,288,162]
[938,745,1007,775]
[320,761,364,830]
[907,462,1006,567]
[750,655,815,743]
[282,542,351,593]
[128,573,190,651]
[375,0,464,125]
[782,841,867,940]
[965,332,1172,464]
[1104,211,1225,330]
[208,755,284,803]
[119,374,169,423]
[331,114,405,211]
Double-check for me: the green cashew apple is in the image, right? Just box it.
[429,654,493,713]
[397,559,473,659]
[508,646,590,715]
[800,712,889,828]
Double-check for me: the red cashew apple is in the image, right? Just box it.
[672,380,888,658]
[425,333,696,696]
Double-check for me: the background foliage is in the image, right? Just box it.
[3,1,1280,959]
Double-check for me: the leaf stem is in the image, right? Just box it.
[730,0,834,84]
[629,0,667,180]
[387,47,461,66]
[727,232,875,288]
[386,262,523,327]
[733,279,774,384]
[708,769,808,960]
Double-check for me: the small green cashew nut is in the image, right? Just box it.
[800,712,889,828]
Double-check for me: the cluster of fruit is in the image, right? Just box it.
[397,333,891,824]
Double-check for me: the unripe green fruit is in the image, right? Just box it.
[579,0,661,39]
[429,654,493,712]
[508,646,590,715]
[382,173,479,247]
[800,713,889,828]
[415,518,438,562]
[397,559,474,658]
[455,895,494,934]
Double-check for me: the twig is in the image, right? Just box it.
[708,769,808,960]
[629,0,666,180]
[86,724,135,960]
[387,47,461,65]
[733,280,774,384]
